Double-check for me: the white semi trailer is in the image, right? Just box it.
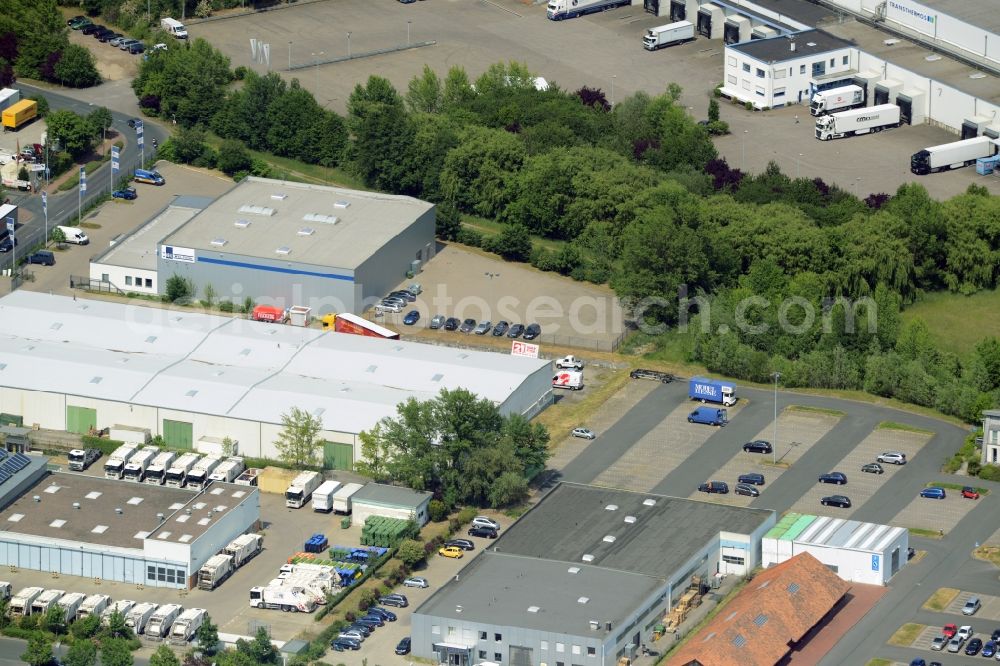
[809,84,865,116]
[123,445,159,482]
[165,452,201,487]
[910,136,999,174]
[144,450,177,485]
[815,104,901,140]
[546,0,630,19]
[104,443,139,479]
[186,454,221,490]
[642,21,695,50]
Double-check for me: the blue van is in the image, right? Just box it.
[919,487,946,500]
[687,406,728,426]
[134,168,165,185]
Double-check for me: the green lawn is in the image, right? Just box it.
[901,289,1000,357]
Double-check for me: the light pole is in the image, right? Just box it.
[796,153,803,179]
[741,129,748,170]
[611,75,617,107]
[771,371,780,465]
[407,20,411,47]
[311,51,324,92]
[347,32,352,58]
[288,41,292,71]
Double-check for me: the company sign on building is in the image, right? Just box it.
[886,0,936,37]
[160,245,196,263]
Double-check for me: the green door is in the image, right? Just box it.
[0,413,23,427]
[163,419,193,449]
[323,442,354,471]
[66,406,97,434]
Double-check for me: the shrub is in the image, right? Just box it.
[218,301,235,313]
[706,120,730,136]
[967,460,982,476]
[456,228,482,247]
[428,499,448,522]
[978,465,1000,482]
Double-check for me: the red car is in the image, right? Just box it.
[962,487,980,500]
[943,623,958,638]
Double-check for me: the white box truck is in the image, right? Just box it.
[56,592,86,623]
[197,554,234,591]
[546,0,630,19]
[643,21,695,50]
[208,456,245,483]
[910,136,999,174]
[224,533,264,567]
[124,602,158,634]
[144,450,177,485]
[10,587,43,617]
[286,471,322,508]
[809,84,865,116]
[68,448,101,471]
[145,603,183,639]
[169,608,206,644]
[165,452,201,487]
[77,594,111,621]
[160,17,188,39]
[332,482,364,513]
[31,589,64,616]
[101,599,135,626]
[104,443,139,479]
[186,454,222,490]
[553,370,584,390]
[123,445,159,482]
[55,225,89,245]
[249,585,317,613]
[312,480,342,512]
[815,104,901,141]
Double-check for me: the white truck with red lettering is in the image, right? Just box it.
[553,370,583,390]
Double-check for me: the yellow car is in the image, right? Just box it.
[438,546,464,559]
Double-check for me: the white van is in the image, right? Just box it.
[160,17,188,39]
[56,225,89,245]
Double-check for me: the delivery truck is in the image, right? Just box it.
[688,376,737,406]
[165,452,201,487]
[197,554,234,590]
[547,0,630,19]
[145,603,183,639]
[169,608,207,645]
[123,445,159,482]
[553,370,584,390]
[186,454,221,490]
[815,104,901,140]
[688,406,728,426]
[809,85,865,116]
[77,594,111,620]
[249,585,317,613]
[68,448,101,471]
[643,21,695,50]
[208,456,245,483]
[104,443,139,479]
[144,450,177,485]
[101,599,136,626]
[332,482,364,513]
[286,470,322,509]
[224,533,264,567]
[10,587,44,617]
[160,17,188,39]
[1,99,37,131]
[312,480,343,512]
[910,135,999,174]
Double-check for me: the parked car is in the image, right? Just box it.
[698,481,729,494]
[963,597,982,616]
[571,427,596,440]
[112,186,137,200]
[403,577,428,588]
[962,486,981,499]
[331,638,361,651]
[930,635,947,651]
[957,626,973,641]
[737,473,765,486]
[438,546,464,559]
[429,314,446,329]
[472,516,500,530]
[81,23,101,35]
[345,623,371,636]
[403,310,420,325]
[444,317,460,331]
[820,495,852,508]
[909,659,926,666]
[396,637,412,655]
[109,35,127,46]
[966,637,983,655]
[734,483,759,497]
[861,462,884,474]
[445,539,475,551]
[947,636,964,653]
[473,321,492,335]
[359,614,385,627]
[128,42,145,54]
[983,640,998,658]
[69,17,92,29]
[381,296,407,307]
[943,624,958,638]
[26,250,55,266]
[991,627,1000,641]
[379,594,408,607]
[468,526,498,539]
[378,301,403,313]
[743,440,772,454]
[338,630,366,643]
[118,38,139,50]
[523,323,541,340]
[629,368,675,383]
[459,318,477,333]
[67,15,87,26]
[877,451,907,465]
[507,323,525,338]
[97,30,117,42]
[389,290,416,302]
[0,236,17,253]
[818,472,848,485]
[492,321,509,336]
[920,487,946,500]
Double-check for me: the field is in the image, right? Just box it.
[901,288,1000,357]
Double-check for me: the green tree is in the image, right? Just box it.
[40,602,66,635]
[435,200,462,241]
[164,274,195,303]
[237,627,278,664]
[64,639,97,666]
[102,610,130,640]
[971,337,1000,392]
[707,97,720,122]
[216,139,252,176]
[171,126,210,164]
[195,614,220,656]
[202,283,216,306]
[396,539,426,568]
[99,638,133,666]
[45,109,96,159]
[275,407,322,468]
[440,125,526,217]
[441,65,476,112]
[488,224,532,262]
[54,43,101,87]
[406,65,443,113]
[150,644,181,666]
[87,107,113,138]
[70,613,100,639]
[346,75,412,192]
[20,634,54,666]
[132,37,233,127]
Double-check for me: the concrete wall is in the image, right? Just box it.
[354,206,435,311]
[89,263,159,295]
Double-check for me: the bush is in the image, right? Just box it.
[396,540,426,568]
[978,465,1000,482]
[968,460,982,476]
[448,507,477,535]
[428,499,448,522]
[456,227,483,247]
[218,301,235,313]
[706,120,730,136]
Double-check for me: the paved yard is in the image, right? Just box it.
[945,590,1000,621]
[908,624,940,650]
[892,491,979,535]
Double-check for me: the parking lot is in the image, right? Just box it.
[892,489,981,535]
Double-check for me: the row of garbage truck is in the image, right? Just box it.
[99,445,258,490]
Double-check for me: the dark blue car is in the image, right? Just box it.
[818,472,847,485]
[737,473,765,485]
[112,187,137,200]
[403,310,420,325]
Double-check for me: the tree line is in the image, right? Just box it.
[1,0,101,87]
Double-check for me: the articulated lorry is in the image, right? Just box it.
[144,450,177,485]
[101,599,135,626]
[688,376,737,406]
[197,554,234,591]
[10,587,44,617]
[208,456,245,483]
[165,452,201,487]
[145,603,183,639]
[643,21,695,50]
[124,602,158,634]
[546,0,630,20]
[809,85,865,116]
[224,533,264,566]
[68,448,101,471]
[332,482,364,514]
[123,445,159,482]
[104,443,139,479]
[77,594,111,620]
[688,406,728,426]
[186,454,221,490]
[910,136,999,174]
[286,471,323,509]
[249,585,317,613]
[815,104,901,140]
[169,608,207,644]
[312,480,342,512]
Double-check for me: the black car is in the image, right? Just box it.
[0,236,17,253]
[966,638,983,656]
[389,290,416,302]
[468,526,499,539]
[698,481,729,494]
[492,321,509,336]
[737,472,765,485]
[27,250,55,266]
[735,483,759,497]
[93,27,114,39]
[630,368,675,383]
[331,638,361,651]
[128,42,144,54]
[743,440,772,454]
[67,15,87,25]
[861,463,884,474]
[81,23,101,35]
[821,495,852,508]
[445,538,475,551]
[818,472,847,485]
[379,594,409,608]
[459,318,476,333]
[396,637,412,655]
[346,623,372,636]
[367,606,397,622]
[507,324,525,338]
[993,628,1000,642]
[444,317,460,331]
[523,323,541,340]
[359,614,385,627]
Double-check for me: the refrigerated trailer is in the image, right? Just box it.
[810,85,865,116]
[186,454,222,490]
[104,443,139,479]
[546,0,630,19]
[123,445,159,482]
[165,452,201,487]
[144,450,177,485]
[910,136,999,174]
[332,482,364,513]
[815,104,901,141]
[643,21,695,50]
[286,471,322,508]
[312,480,342,512]
[208,456,245,483]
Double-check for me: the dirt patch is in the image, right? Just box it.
[887,623,925,647]
[66,23,138,82]
[922,587,959,612]
[974,546,1000,567]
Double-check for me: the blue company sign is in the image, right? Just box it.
[871,554,880,572]
[887,0,934,23]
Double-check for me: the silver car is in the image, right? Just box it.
[376,301,403,313]
[571,427,596,440]
[473,321,492,335]
[876,451,906,465]
[429,315,446,329]
[948,636,964,652]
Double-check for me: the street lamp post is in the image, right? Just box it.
[288,42,292,71]
[772,372,781,465]
[611,75,617,107]
[311,52,324,92]
[347,32,352,58]
[407,20,411,47]
[741,130,748,170]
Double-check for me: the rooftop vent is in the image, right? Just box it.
[455,605,463,613]
[527,606,540,613]
[806,41,817,47]
[303,213,338,225]
[297,227,316,236]
[643,498,656,507]
[238,204,275,216]
[32,496,40,503]
[333,200,350,209]
[602,535,616,543]
[210,238,228,247]
[115,507,123,515]
[185,390,198,397]
[92,525,108,534]
[605,504,618,511]
[624,516,636,524]
[235,219,251,229]
[581,554,595,562]
[590,621,600,631]
[271,193,288,200]
[145,336,157,344]
[275,246,291,256]
[577,597,589,604]
[567,567,580,574]
[157,513,165,522]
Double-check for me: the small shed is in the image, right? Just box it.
[351,483,432,527]
[0,425,31,453]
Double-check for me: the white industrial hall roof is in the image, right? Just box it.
[0,292,549,434]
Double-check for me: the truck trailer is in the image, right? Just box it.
[643,21,695,50]
[68,448,101,472]
[145,603,183,639]
[910,136,999,175]
[688,376,737,406]
[124,602,158,634]
[186,454,221,490]
[208,456,245,483]
[286,471,323,509]
[165,452,201,487]
[123,445,159,482]
[224,533,264,567]
[144,450,177,485]
[312,480,343,512]
[546,0,631,19]
[77,594,111,620]
[332,482,365,514]
[688,406,729,426]
[1,99,37,131]
[249,585,317,613]
[10,587,44,617]
[809,85,865,116]
[169,608,206,644]
[815,104,901,140]
[104,443,139,479]
[197,554,234,591]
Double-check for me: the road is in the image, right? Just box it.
[0,636,153,665]
[0,83,168,273]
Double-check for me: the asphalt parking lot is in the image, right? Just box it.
[892,490,980,535]
[946,591,1000,621]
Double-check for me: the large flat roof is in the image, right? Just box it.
[162,177,434,270]
[0,292,549,434]
[352,483,431,509]
[93,197,211,271]
[728,29,852,62]
[493,483,774,579]
[917,0,1000,35]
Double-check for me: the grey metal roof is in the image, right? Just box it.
[352,483,431,509]
[415,551,664,636]
[493,483,774,579]
[717,0,838,28]
[162,177,434,270]
[792,515,907,551]
[93,203,203,271]
[917,0,1000,34]
[728,29,852,63]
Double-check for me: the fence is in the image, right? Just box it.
[69,275,125,295]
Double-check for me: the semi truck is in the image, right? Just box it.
[56,592,87,623]
[809,85,865,116]
[197,554,234,591]
[123,445,159,482]
[224,533,264,566]
[208,456,246,483]
[77,594,111,620]
[165,452,201,487]
[31,589,65,616]
[68,448,101,471]
[10,587,44,617]
[688,376,737,406]
[144,450,177,485]
[312,480,343,512]
[169,608,207,644]
[643,20,695,50]
[815,104,901,141]
[286,470,322,509]
[688,406,728,426]
[145,603,183,639]
[249,585,317,613]
[101,599,136,626]
[546,0,630,19]
[910,136,999,175]
[553,370,584,390]
[1,99,37,131]
[332,482,365,514]
[235,468,261,486]
[186,454,222,490]
[321,312,400,340]
[124,602,158,634]
[104,443,139,479]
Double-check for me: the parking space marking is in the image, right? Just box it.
[790,427,931,518]
[910,625,941,650]
[891,492,978,535]
[688,410,840,506]
[592,402,746,492]
[944,590,1000,621]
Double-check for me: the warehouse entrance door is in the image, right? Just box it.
[324,442,354,471]
[66,406,97,434]
[644,0,659,16]
[163,419,193,449]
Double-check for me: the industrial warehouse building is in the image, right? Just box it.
[411,483,776,666]
[0,468,259,589]
[0,291,552,465]
[351,484,432,527]
[761,513,909,585]
[90,177,435,315]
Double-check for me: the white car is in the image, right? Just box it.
[958,625,974,641]
[339,630,366,643]
[376,301,403,314]
[876,451,906,465]
[403,577,429,588]
[571,427,596,440]
[472,516,500,531]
